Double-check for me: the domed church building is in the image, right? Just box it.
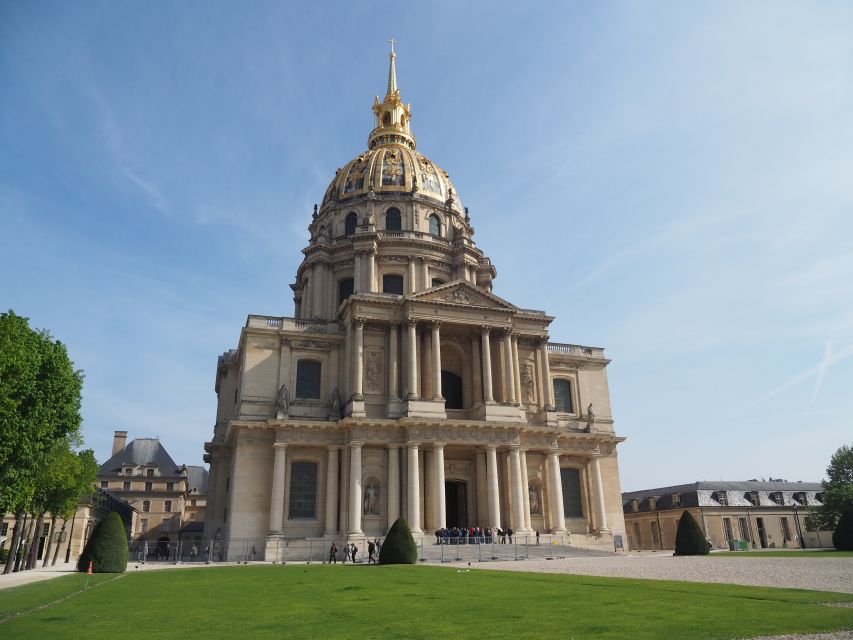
[204,46,627,559]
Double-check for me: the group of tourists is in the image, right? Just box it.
[434,526,518,545]
[328,538,382,564]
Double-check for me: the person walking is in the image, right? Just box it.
[367,539,375,564]
[535,530,540,546]
[351,543,358,564]
[329,542,338,564]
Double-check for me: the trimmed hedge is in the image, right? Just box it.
[378,518,417,565]
[77,511,128,573]
[674,511,710,555]
[832,506,853,551]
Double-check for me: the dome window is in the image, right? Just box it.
[338,278,354,305]
[345,212,358,236]
[382,274,404,295]
[428,214,442,237]
[383,111,392,126]
[385,207,401,231]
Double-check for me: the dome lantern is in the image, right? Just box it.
[368,40,415,150]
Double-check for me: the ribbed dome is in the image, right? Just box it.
[322,145,462,212]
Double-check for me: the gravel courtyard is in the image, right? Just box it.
[447,552,853,594]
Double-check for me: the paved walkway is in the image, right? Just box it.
[0,560,211,591]
[445,552,853,594]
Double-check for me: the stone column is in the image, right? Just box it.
[591,457,609,531]
[502,330,516,404]
[485,445,501,529]
[520,449,531,531]
[512,335,522,405]
[431,321,443,400]
[348,443,363,535]
[388,323,399,401]
[353,319,365,400]
[269,442,287,532]
[324,446,339,535]
[539,340,554,410]
[433,445,446,529]
[406,319,419,400]
[366,250,376,293]
[387,445,400,526]
[407,258,416,293]
[407,443,421,533]
[420,328,432,400]
[480,326,494,403]
[471,337,483,405]
[548,451,566,533]
[312,263,324,318]
[354,251,362,293]
[508,446,525,531]
[344,322,353,399]
[420,257,429,289]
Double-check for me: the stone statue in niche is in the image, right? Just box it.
[585,403,595,432]
[365,352,383,393]
[328,387,341,421]
[520,364,536,403]
[363,483,380,515]
[529,484,542,516]
[275,385,289,419]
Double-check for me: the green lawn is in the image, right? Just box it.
[1,565,851,639]
[715,550,853,557]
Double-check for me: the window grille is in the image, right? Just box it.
[288,461,318,519]
[553,379,573,413]
[560,468,583,517]
[295,360,322,399]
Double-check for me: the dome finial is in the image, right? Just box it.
[387,38,398,96]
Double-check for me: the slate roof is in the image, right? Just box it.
[98,438,181,475]
[623,480,824,513]
[185,465,209,495]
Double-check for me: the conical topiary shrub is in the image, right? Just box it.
[378,517,417,565]
[674,511,710,555]
[832,506,853,551]
[77,511,129,573]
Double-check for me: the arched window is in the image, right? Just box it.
[560,468,583,517]
[345,212,358,236]
[142,500,150,513]
[385,207,401,231]
[288,461,318,519]
[338,278,354,305]
[383,274,404,295]
[383,111,392,126]
[442,370,463,409]
[553,379,573,413]
[428,214,441,237]
[295,360,322,400]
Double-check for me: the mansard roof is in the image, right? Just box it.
[185,465,209,494]
[98,438,181,475]
[622,480,824,513]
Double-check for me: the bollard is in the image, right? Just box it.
[86,560,93,575]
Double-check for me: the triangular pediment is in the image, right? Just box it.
[409,281,517,310]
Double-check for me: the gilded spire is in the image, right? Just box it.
[387,38,398,96]
[368,40,415,150]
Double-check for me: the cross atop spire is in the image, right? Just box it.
[387,38,398,96]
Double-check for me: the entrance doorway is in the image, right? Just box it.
[756,517,768,548]
[445,481,468,528]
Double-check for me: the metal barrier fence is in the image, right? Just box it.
[127,534,591,565]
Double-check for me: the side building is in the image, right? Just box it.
[623,480,834,551]
[97,431,208,558]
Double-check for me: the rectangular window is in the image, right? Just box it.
[42,523,50,536]
[338,278,354,305]
[560,468,583,518]
[161,518,169,532]
[100,480,108,488]
[738,517,750,540]
[146,469,154,478]
[123,481,131,491]
[295,360,322,400]
[552,379,573,413]
[288,461,318,519]
[145,482,152,491]
[671,493,681,508]
[633,522,642,546]
[651,522,660,547]
[142,500,150,513]
[722,517,734,542]
[382,274,404,295]
[1,523,8,536]
[166,482,174,491]
[125,468,133,475]
[139,518,147,533]
[191,499,197,507]
[780,517,791,541]
[164,500,172,513]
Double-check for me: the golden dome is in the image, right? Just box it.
[322,146,462,210]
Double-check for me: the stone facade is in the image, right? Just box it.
[623,481,834,550]
[204,48,627,560]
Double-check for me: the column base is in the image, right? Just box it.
[346,398,366,418]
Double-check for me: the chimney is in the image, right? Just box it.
[112,430,128,456]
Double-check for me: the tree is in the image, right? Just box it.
[808,443,853,532]
[674,511,710,555]
[378,518,418,565]
[833,506,853,551]
[1,310,84,574]
[77,512,128,573]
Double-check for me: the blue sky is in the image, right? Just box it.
[2,1,851,491]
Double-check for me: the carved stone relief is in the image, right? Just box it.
[365,351,383,393]
[528,484,543,516]
[520,364,536,403]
